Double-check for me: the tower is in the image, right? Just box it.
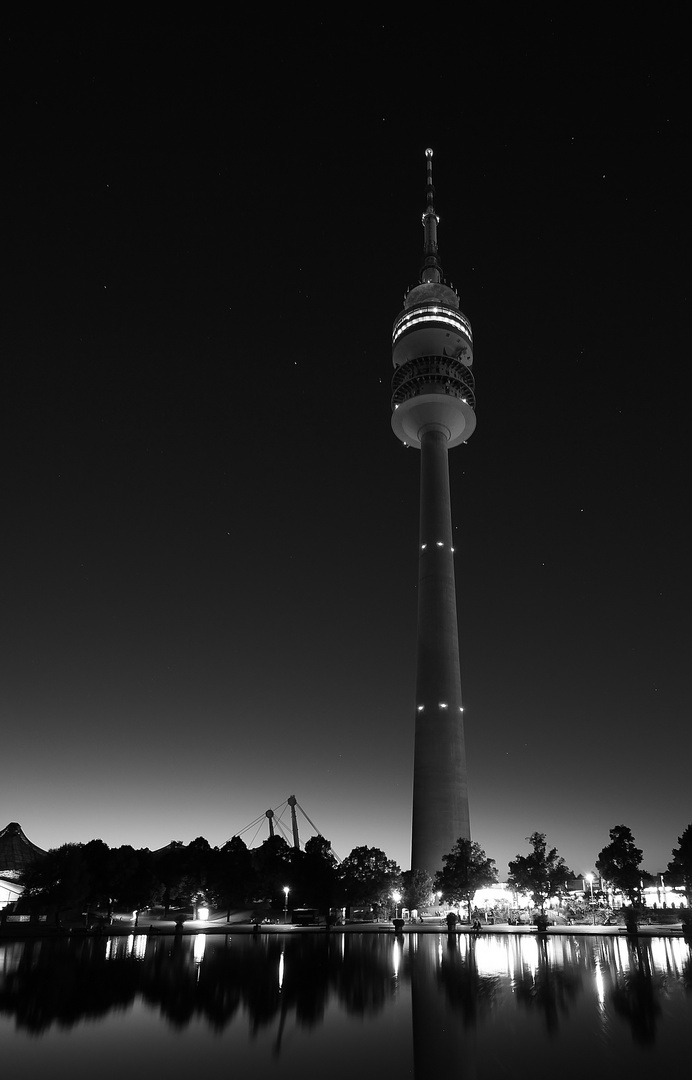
[391,149,476,876]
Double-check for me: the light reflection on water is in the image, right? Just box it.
[193,932,206,966]
[0,931,690,1078]
[104,932,148,961]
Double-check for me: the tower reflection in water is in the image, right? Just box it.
[0,931,689,1075]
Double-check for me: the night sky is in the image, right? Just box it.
[3,13,689,879]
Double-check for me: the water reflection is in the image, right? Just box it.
[0,931,689,1076]
[610,941,660,1044]
[512,936,582,1032]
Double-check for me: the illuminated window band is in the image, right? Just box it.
[392,304,473,347]
[420,543,455,551]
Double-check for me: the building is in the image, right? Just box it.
[0,821,47,911]
[391,151,476,875]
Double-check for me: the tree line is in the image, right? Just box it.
[19,834,402,925]
[17,822,692,925]
[438,824,692,923]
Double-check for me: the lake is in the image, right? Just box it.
[1,929,689,1079]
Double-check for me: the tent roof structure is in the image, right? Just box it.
[0,822,47,874]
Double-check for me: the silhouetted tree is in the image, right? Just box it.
[211,836,255,916]
[111,846,161,920]
[667,824,692,906]
[435,839,498,920]
[338,846,401,917]
[294,835,339,915]
[304,835,334,862]
[22,843,91,924]
[252,835,294,907]
[181,836,216,910]
[508,833,571,914]
[154,841,188,915]
[596,825,643,905]
[81,839,112,913]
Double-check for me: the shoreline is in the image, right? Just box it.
[1,920,687,940]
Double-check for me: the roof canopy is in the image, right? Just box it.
[0,822,47,874]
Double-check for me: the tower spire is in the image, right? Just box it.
[421,148,442,284]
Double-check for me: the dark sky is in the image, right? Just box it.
[3,13,689,878]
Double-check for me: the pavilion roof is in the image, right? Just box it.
[0,821,48,873]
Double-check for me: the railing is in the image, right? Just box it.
[391,355,476,411]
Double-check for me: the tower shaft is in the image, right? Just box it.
[411,428,469,874]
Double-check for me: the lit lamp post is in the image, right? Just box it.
[585,873,596,925]
[392,890,402,920]
[283,886,289,925]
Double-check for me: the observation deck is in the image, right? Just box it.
[391,353,476,448]
[390,296,476,449]
[391,355,476,411]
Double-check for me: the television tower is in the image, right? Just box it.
[391,149,476,875]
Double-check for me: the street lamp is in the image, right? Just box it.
[283,886,289,924]
[585,873,596,925]
[392,890,402,919]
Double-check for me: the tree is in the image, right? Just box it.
[22,843,91,924]
[508,833,572,914]
[435,839,498,920]
[211,836,255,917]
[181,836,216,913]
[596,825,643,905]
[338,846,401,918]
[667,823,692,906]
[81,839,112,913]
[110,846,161,922]
[401,869,433,915]
[304,835,335,862]
[297,835,338,915]
[153,841,189,916]
[251,835,294,906]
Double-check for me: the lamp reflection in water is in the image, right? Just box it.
[585,874,596,925]
[194,933,206,967]
[594,954,606,1008]
[392,938,401,979]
